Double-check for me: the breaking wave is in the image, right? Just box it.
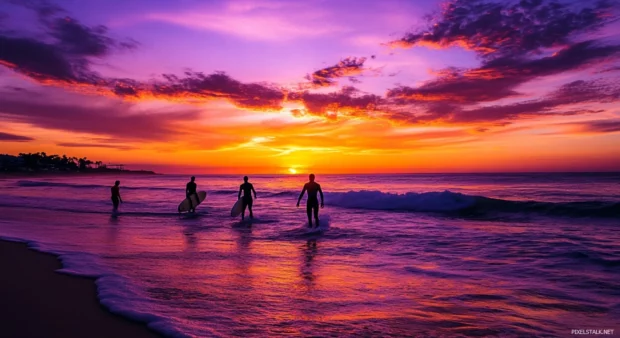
[325,190,620,218]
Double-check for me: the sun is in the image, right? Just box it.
[288,168,297,174]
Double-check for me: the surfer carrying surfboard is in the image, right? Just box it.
[111,180,122,212]
[238,176,257,220]
[296,174,324,228]
[186,176,199,213]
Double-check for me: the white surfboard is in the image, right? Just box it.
[178,191,207,213]
[230,198,243,217]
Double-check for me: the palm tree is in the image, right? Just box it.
[78,157,86,170]
[70,157,79,170]
[9,152,108,172]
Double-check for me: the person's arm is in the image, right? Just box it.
[297,185,306,207]
[252,184,257,199]
[238,185,242,200]
[186,183,190,195]
[319,185,324,208]
[119,191,122,203]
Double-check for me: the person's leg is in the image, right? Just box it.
[241,200,247,220]
[313,205,320,228]
[248,199,253,219]
[112,198,119,211]
[187,194,193,212]
[192,193,199,212]
[306,203,313,227]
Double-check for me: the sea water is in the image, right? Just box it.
[0,173,619,337]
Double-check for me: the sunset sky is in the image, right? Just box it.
[1,0,619,174]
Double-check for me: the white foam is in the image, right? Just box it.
[0,235,187,338]
[304,213,331,229]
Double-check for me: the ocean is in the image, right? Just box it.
[0,173,619,337]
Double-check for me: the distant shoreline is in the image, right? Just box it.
[0,169,158,178]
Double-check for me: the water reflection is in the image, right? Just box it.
[106,215,120,248]
[300,239,318,291]
[232,224,254,288]
[182,228,198,251]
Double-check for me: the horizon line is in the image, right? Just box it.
[154,170,620,175]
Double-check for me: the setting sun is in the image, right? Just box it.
[288,168,297,174]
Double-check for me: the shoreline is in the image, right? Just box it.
[0,170,159,178]
[0,240,163,338]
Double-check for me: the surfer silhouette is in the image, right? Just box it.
[111,180,122,212]
[296,174,324,228]
[186,176,198,213]
[238,176,257,220]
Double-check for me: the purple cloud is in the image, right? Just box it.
[56,142,137,150]
[2,0,619,130]
[0,96,200,141]
[146,71,285,110]
[288,87,383,119]
[305,57,367,88]
[387,41,620,105]
[391,79,620,124]
[0,35,95,82]
[0,1,136,85]
[391,0,615,59]
[48,17,137,57]
[0,2,284,111]
[576,119,620,133]
[0,131,34,142]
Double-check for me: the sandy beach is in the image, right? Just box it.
[0,240,162,338]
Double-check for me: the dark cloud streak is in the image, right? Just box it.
[577,119,620,133]
[305,57,367,88]
[388,79,620,124]
[56,142,137,150]
[0,131,34,142]
[0,98,200,141]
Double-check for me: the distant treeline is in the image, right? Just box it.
[1,152,121,172]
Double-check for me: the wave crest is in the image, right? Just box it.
[326,190,620,218]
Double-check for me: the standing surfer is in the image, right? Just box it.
[296,174,324,228]
[238,176,257,220]
[186,176,198,213]
[111,180,122,212]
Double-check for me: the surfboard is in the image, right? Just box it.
[230,198,243,217]
[178,191,207,213]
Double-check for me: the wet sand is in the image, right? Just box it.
[0,240,162,338]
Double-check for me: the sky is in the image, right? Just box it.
[1,0,619,174]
